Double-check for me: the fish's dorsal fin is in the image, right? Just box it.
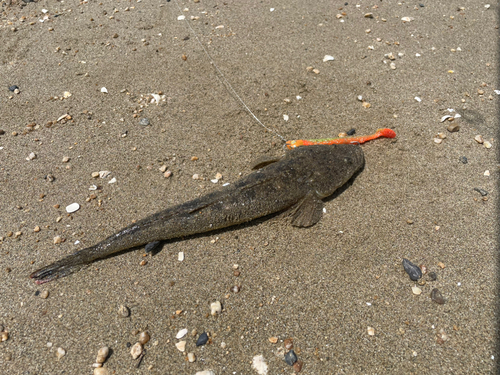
[289,192,324,227]
[250,155,282,170]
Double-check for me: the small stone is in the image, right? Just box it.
[483,141,492,149]
[215,173,222,180]
[367,327,375,336]
[437,132,446,139]
[284,338,294,350]
[94,368,109,375]
[195,372,215,375]
[447,124,460,132]
[53,236,63,244]
[293,360,304,372]
[192,174,200,180]
[428,272,438,281]
[233,270,240,276]
[40,290,49,299]
[196,332,208,346]
[210,301,222,315]
[130,343,143,359]
[484,170,490,177]
[139,118,150,126]
[117,304,130,317]
[164,170,172,178]
[322,55,334,62]
[191,156,199,161]
[159,165,168,172]
[437,262,446,269]
[434,138,443,144]
[8,85,19,92]
[268,337,278,344]
[96,346,109,364]
[176,328,188,339]
[362,102,371,108]
[477,89,485,95]
[474,188,488,196]
[284,350,298,366]
[390,62,396,70]
[62,156,70,163]
[27,152,37,161]
[1,332,9,341]
[231,285,240,293]
[56,347,66,360]
[402,259,422,281]
[459,156,468,164]
[431,288,446,304]
[474,135,484,144]
[175,340,186,352]
[178,251,184,261]
[346,128,356,136]
[312,68,320,74]
[412,286,422,295]
[364,13,373,18]
[187,352,196,362]
[139,331,150,345]
[181,54,187,61]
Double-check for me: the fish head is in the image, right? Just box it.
[289,144,365,199]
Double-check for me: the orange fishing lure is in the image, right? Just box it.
[286,128,396,149]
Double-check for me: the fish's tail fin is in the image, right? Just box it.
[30,250,90,284]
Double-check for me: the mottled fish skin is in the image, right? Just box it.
[30,145,364,284]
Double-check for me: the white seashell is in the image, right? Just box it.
[440,115,453,122]
[178,252,184,261]
[89,185,97,191]
[108,177,117,184]
[100,87,108,93]
[323,55,335,62]
[494,90,500,95]
[176,328,188,339]
[454,113,461,118]
[177,15,186,20]
[412,286,422,295]
[99,171,111,178]
[56,347,66,359]
[151,93,161,104]
[210,301,222,315]
[210,179,219,183]
[367,327,375,336]
[401,16,413,22]
[414,97,421,102]
[66,203,80,213]
[283,114,289,121]
[175,340,186,352]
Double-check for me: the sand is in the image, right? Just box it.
[0,0,498,373]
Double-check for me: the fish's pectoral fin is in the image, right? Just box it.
[288,192,324,228]
[250,156,282,170]
[145,241,162,254]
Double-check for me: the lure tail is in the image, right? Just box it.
[286,128,396,149]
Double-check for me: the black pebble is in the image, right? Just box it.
[473,188,488,197]
[145,241,161,253]
[126,342,131,348]
[427,272,437,281]
[284,350,298,366]
[8,85,19,92]
[459,156,468,164]
[402,259,422,281]
[34,290,40,296]
[346,128,356,136]
[419,3,425,7]
[196,332,208,346]
[0,130,5,135]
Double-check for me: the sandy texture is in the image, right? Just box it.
[1,0,498,374]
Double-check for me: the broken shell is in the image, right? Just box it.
[96,346,109,364]
[474,135,484,144]
[118,304,130,317]
[210,301,222,315]
[56,347,66,359]
[412,286,422,295]
[94,368,109,375]
[440,115,453,122]
[175,340,186,352]
[187,352,196,362]
[176,329,188,339]
[130,343,142,359]
[367,327,375,336]
[484,141,492,149]
[65,203,80,213]
[323,55,335,62]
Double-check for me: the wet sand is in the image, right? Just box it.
[0,0,498,373]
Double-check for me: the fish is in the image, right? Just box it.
[30,144,364,284]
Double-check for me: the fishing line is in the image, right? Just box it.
[170,0,287,143]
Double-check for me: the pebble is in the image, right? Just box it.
[1,332,9,341]
[210,301,222,315]
[322,55,335,62]
[447,124,460,132]
[178,251,184,261]
[138,331,150,345]
[484,170,490,177]
[484,141,492,149]
[96,346,109,364]
[40,290,49,299]
[62,156,70,163]
[56,347,66,360]
[66,203,80,213]
[94,368,109,375]
[196,332,209,346]
[459,156,468,164]
[412,286,422,295]
[164,170,172,178]
[427,272,438,281]
[176,328,187,339]
[438,262,446,269]
[284,350,297,365]
[364,13,373,18]
[92,172,100,178]
[187,352,196,362]
[390,62,396,70]
[27,152,37,161]
[100,87,108,93]
[139,118,150,126]
[268,337,278,344]
[53,236,63,244]
[293,360,303,372]
[231,285,240,293]
[402,259,422,281]
[175,340,186,352]
[8,85,19,92]
[195,372,215,375]
[367,327,375,336]
[431,288,446,304]
[474,135,484,144]
[118,304,130,317]
[130,343,143,359]
[284,338,293,351]
[347,128,356,136]
[192,174,200,180]
[474,188,488,196]
[434,138,443,144]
